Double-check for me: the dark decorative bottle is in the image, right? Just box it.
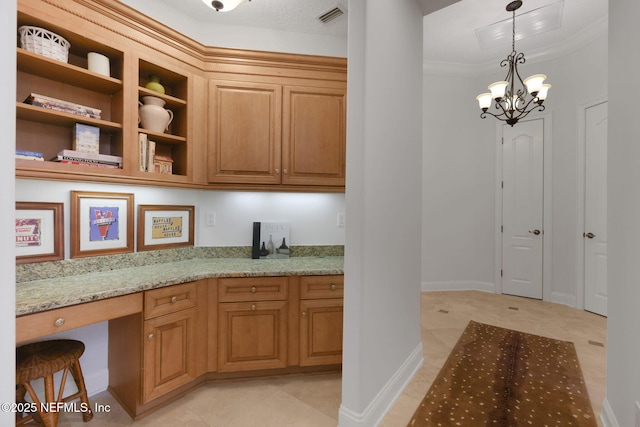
[259,241,269,257]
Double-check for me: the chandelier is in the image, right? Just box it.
[203,0,251,12]
[475,1,551,127]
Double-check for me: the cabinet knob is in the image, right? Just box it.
[275,168,280,174]
[283,169,288,175]
[301,311,307,318]
[251,304,257,311]
[330,284,337,291]
[148,333,155,341]
[54,318,65,327]
[170,296,177,303]
[250,286,257,293]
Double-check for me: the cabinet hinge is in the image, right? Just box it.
[501,181,504,189]
[501,269,503,277]
[501,225,503,233]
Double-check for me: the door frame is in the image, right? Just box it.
[575,96,608,310]
[494,114,553,300]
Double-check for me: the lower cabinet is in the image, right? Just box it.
[142,307,197,402]
[108,275,342,419]
[217,276,289,372]
[299,275,344,366]
[299,299,344,366]
[218,301,289,372]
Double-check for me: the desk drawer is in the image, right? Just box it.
[144,282,197,320]
[16,293,142,343]
[218,277,288,302]
[300,275,344,299]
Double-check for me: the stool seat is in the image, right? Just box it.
[17,340,85,384]
[16,339,93,427]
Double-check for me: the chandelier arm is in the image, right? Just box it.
[513,104,546,122]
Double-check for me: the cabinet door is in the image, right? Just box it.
[299,299,343,366]
[208,80,282,184]
[143,308,196,403]
[218,301,288,372]
[282,86,346,186]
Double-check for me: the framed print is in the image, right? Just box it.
[71,191,134,258]
[15,202,64,264]
[137,205,195,251]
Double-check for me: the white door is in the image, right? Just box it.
[502,119,544,299]
[584,101,608,316]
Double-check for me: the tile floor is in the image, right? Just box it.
[55,290,607,427]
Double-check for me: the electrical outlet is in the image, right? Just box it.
[205,211,216,226]
[337,212,345,228]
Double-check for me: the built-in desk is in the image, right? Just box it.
[15,257,344,419]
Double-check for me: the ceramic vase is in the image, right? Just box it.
[138,96,173,133]
[145,75,165,94]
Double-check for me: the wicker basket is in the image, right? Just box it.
[18,26,70,63]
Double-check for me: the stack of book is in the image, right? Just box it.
[24,93,101,119]
[15,150,44,161]
[53,149,122,168]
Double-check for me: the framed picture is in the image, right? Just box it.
[15,202,64,264]
[137,205,194,251]
[71,191,134,258]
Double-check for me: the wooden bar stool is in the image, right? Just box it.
[16,339,94,426]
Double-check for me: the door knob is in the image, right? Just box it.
[584,232,596,239]
[528,229,541,235]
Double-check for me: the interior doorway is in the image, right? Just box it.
[500,119,545,299]
[580,100,608,316]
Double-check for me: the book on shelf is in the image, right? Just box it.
[59,159,120,169]
[138,133,156,172]
[73,123,100,153]
[53,149,122,168]
[15,150,44,161]
[24,93,102,120]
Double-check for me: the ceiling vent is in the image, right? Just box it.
[318,6,345,24]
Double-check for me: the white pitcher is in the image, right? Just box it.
[138,96,173,133]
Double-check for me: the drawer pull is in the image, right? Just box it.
[330,284,337,291]
[170,296,177,303]
[301,311,307,318]
[251,304,257,311]
[250,286,257,293]
[148,333,155,341]
[54,318,65,327]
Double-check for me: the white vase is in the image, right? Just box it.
[138,96,173,133]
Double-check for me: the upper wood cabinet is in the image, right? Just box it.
[208,80,282,185]
[208,81,346,188]
[282,86,346,187]
[15,0,346,192]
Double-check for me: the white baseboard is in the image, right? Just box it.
[338,342,424,427]
[422,280,496,293]
[601,398,620,427]
[84,368,109,397]
[550,291,577,308]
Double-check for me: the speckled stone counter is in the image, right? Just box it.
[16,256,344,316]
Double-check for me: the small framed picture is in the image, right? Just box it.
[15,202,64,264]
[71,191,134,258]
[137,205,194,251]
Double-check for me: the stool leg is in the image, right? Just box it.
[69,359,93,422]
[40,375,59,427]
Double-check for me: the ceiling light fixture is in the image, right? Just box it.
[475,1,551,127]
[203,0,251,12]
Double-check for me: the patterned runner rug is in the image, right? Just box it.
[407,321,597,426]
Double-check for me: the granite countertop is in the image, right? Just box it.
[16,256,344,316]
